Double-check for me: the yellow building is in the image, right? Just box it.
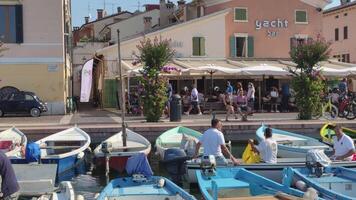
[0,0,72,115]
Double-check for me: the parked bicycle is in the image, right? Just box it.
[312,94,338,120]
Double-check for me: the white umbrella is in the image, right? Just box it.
[319,67,348,76]
[241,64,290,76]
[339,67,356,76]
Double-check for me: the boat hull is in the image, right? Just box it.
[95,155,130,173]
[185,159,356,183]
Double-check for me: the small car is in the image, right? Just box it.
[0,91,48,117]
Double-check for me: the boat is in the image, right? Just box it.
[283,166,356,200]
[197,167,305,200]
[94,128,151,172]
[38,181,75,200]
[13,163,58,196]
[320,123,356,145]
[0,127,27,158]
[97,153,196,200]
[155,126,202,159]
[256,124,330,158]
[12,127,91,175]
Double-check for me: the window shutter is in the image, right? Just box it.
[192,37,200,56]
[230,36,236,58]
[296,11,307,23]
[200,37,205,56]
[15,5,23,43]
[247,36,254,57]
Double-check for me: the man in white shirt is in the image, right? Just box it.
[332,124,355,161]
[193,119,239,165]
[248,127,277,164]
[184,85,202,115]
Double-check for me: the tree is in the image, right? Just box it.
[135,37,175,122]
[289,38,330,119]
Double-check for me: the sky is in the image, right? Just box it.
[71,0,340,27]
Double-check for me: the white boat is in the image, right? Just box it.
[185,157,356,183]
[13,163,58,196]
[38,181,75,200]
[12,127,91,175]
[94,128,151,172]
[256,124,330,158]
[0,127,27,158]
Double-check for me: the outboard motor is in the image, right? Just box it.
[101,141,113,154]
[200,155,216,177]
[160,148,190,186]
[306,149,331,178]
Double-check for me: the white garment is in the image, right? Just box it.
[191,88,199,102]
[247,87,255,99]
[333,134,355,161]
[255,138,277,164]
[270,91,278,98]
[199,128,225,157]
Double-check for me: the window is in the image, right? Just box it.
[230,34,254,58]
[25,95,34,101]
[192,37,205,56]
[0,5,23,43]
[234,8,248,22]
[344,26,348,39]
[342,54,350,63]
[236,36,247,57]
[335,15,339,19]
[335,28,339,41]
[333,55,341,62]
[295,10,308,24]
[344,13,348,16]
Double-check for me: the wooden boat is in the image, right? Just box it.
[94,129,151,172]
[12,127,91,175]
[38,181,75,200]
[13,163,57,196]
[283,167,356,200]
[96,176,196,200]
[320,123,356,145]
[0,127,27,158]
[256,125,330,158]
[185,157,356,183]
[196,167,305,200]
[155,126,201,159]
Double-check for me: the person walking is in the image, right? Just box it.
[223,92,238,121]
[248,127,277,164]
[246,82,255,115]
[270,87,279,112]
[184,85,202,115]
[193,119,239,165]
[165,82,173,118]
[331,124,355,161]
[226,81,234,95]
[0,151,19,200]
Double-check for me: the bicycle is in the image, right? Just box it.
[312,95,338,120]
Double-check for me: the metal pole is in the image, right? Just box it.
[117,29,127,147]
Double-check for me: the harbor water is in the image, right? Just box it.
[33,142,246,200]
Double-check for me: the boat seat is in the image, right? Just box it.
[40,146,82,149]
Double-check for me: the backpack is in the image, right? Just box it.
[25,142,41,163]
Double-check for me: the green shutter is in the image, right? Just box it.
[230,36,236,58]
[235,8,247,21]
[296,11,307,23]
[200,37,205,56]
[192,37,200,56]
[15,5,23,43]
[103,79,118,108]
[247,36,254,57]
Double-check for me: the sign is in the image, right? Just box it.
[47,65,58,72]
[255,19,289,38]
[80,59,94,102]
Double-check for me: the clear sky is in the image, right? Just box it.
[71,0,340,27]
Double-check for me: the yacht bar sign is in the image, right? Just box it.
[255,19,289,37]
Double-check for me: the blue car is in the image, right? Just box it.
[0,91,47,117]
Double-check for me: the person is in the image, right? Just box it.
[165,82,173,118]
[270,87,279,112]
[339,78,348,95]
[246,82,255,114]
[236,90,248,120]
[193,119,239,165]
[331,124,355,161]
[184,85,202,115]
[236,82,243,95]
[223,92,238,121]
[226,81,234,95]
[281,84,290,112]
[0,151,20,200]
[248,127,277,164]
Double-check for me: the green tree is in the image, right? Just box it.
[136,37,174,122]
[289,38,330,119]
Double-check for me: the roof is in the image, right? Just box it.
[323,1,356,14]
[96,9,231,54]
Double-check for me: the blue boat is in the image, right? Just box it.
[283,166,356,200]
[256,124,330,158]
[98,153,196,200]
[196,167,305,200]
[12,127,91,176]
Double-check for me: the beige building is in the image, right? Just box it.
[0,0,72,114]
[323,0,356,63]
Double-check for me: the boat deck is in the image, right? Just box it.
[309,174,353,183]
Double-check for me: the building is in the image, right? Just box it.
[323,0,356,63]
[0,0,72,114]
